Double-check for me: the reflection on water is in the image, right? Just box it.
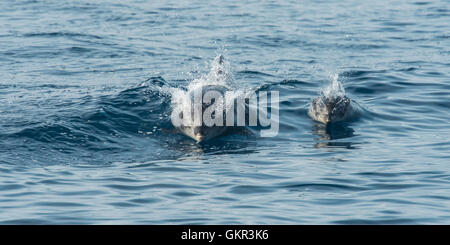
[312,123,358,149]
[166,130,258,160]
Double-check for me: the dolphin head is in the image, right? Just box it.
[176,84,230,142]
[310,95,351,124]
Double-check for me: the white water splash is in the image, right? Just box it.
[170,54,241,124]
[321,73,346,99]
[187,54,234,92]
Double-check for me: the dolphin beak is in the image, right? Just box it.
[194,134,204,142]
[193,127,203,142]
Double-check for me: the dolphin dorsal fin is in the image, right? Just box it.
[218,55,224,65]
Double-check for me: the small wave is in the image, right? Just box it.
[237,70,275,77]
[23,32,102,40]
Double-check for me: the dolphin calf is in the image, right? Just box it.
[308,95,354,124]
[308,76,359,124]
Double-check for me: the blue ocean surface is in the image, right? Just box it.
[0,0,449,224]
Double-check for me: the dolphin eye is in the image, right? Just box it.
[312,98,320,109]
[314,98,326,111]
[179,112,183,119]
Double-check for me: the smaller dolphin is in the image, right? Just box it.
[308,94,354,124]
[308,76,360,124]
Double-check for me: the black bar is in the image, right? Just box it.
[0,225,448,243]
